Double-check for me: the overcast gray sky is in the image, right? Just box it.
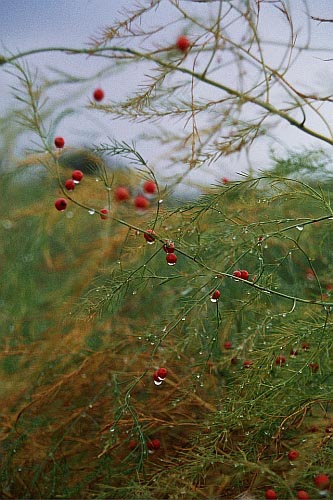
[1,0,333,184]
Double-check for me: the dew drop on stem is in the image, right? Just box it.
[296,225,304,231]
[88,209,95,215]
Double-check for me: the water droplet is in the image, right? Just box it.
[210,297,218,303]
[88,209,95,215]
[153,379,163,386]
[158,199,163,204]
[296,225,304,231]
[181,317,186,321]
[89,404,93,408]
[95,178,99,182]
[110,427,115,433]
[66,210,74,219]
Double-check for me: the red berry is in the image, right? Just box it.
[143,180,157,195]
[64,178,75,191]
[243,360,253,368]
[156,367,168,379]
[290,348,298,357]
[176,35,190,52]
[302,342,310,350]
[100,208,109,220]
[134,195,150,210]
[144,229,156,244]
[233,270,242,278]
[275,355,286,366]
[54,198,67,211]
[129,439,138,450]
[210,290,221,302]
[265,490,277,500]
[163,240,175,253]
[314,474,329,488]
[54,136,65,148]
[297,491,309,500]
[309,362,319,373]
[166,253,177,266]
[240,269,249,280]
[114,186,130,202]
[224,341,232,349]
[222,177,229,184]
[93,88,104,102]
[147,438,160,450]
[288,450,299,461]
[72,170,84,183]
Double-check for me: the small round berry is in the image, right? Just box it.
[224,341,232,350]
[114,186,130,202]
[72,170,84,183]
[100,208,109,220]
[288,450,299,461]
[265,489,277,500]
[147,438,160,451]
[233,270,242,279]
[176,35,190,52]
[275,355,286,366]
[143,180,157,195]
[163,240,175,253]
[309,362,319,373]
[64,178,75,191]
[314,474,329,489]
[54,136,65,148]
[156,367,168,379]
[166,253,177,266]
[222,177,229,184]
[210,290,221,302]
[297,491,309,500]
[302,342,310,350]
[240,269,249,280]
[93,88,104,102]
[144,229,156,244]
[290,348,298,357]
[243,360,253,369]
[134,195,150,211]
[55,198,67,211]
[129,440,138,450]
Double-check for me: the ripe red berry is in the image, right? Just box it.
[129,439,138,450]
[100,208,109,220]
[93,88,104,102]
[243,360,253,368]
[265,489,277,500]
[302,342,310,350]
[288,450,299,461]
[72,170,84,183]
[166,253,177,266]
[240,269,249,280]
[224,341,232,349]
[163,240,175,253]
[114,186,130,202]
[309,362,319,373]
[143,180,157,195]
[156,367,168,379]
[64,178,75,191]
[54,198,67,211]
[54,136,65,148]
[147,438,160,451]
[144,229,156,244]
[297,491,309,500]
[222,177,229,184]
[134,195,150,210]
[275,355,286,366]
[176,35,190,52]
[210,290,221,302]
[314,474,329,488]
[233,270,242,279]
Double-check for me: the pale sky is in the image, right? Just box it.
[1,0,333,186]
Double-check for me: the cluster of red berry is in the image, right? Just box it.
[114,180,157,211]
[233,269,249,280]
[143,231,178,266]
[265,473,329,499]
